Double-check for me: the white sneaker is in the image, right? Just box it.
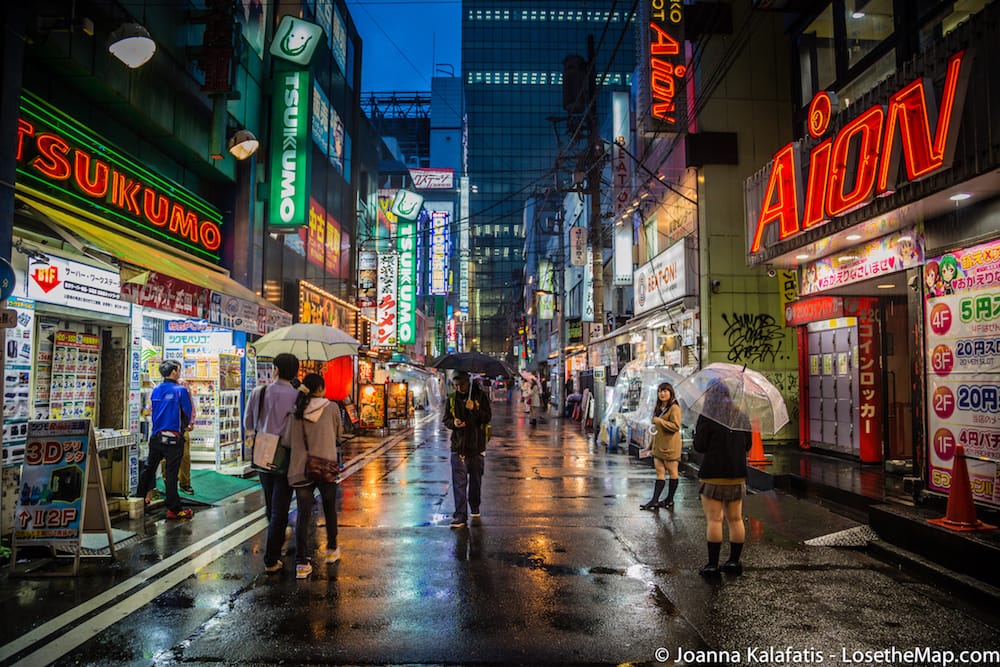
[325,547,341,563]
[295,562,313,579]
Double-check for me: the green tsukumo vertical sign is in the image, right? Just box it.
[396,217,417,345]
[268,69,310,228]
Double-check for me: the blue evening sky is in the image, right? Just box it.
[345,0,462,92]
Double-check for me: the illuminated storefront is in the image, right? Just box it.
[746,3,999,506]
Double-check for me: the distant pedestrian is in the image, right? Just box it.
[280,373,343,579]
[526,379,542,426]
[693,383,751,576]
[539,376,551,416]
[640,382,683,511]
[443,371,492,528]
[136,360,195,520]
[244,353,300,574]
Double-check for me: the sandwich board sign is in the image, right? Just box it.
[9,419,115,576]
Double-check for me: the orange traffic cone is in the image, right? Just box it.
[929,444,996,532]
[747,416,771,467]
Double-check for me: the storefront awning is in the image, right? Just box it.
[17,195,280,313]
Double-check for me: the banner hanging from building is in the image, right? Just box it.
[375,253,399,347]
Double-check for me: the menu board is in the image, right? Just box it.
[924,239,1000,507]
[359,384,385,429]
[387,381,409,429]
[49,331,100,420]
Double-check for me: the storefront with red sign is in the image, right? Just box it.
[745,4,1000,505]
[4,93,290,501]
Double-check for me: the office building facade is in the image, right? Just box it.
[462,2,637,355]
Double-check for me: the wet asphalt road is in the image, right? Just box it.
[3,402,1000,666]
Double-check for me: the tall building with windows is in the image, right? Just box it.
[462,2,636,356]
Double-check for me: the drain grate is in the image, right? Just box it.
[804,525,879,547]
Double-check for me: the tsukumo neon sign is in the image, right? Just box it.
[750,50,973,254]
[16,119,223,253]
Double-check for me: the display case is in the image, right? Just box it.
[49,331,101,420]
[185,354,243,470]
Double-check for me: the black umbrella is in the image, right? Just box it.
[430,351,517,378]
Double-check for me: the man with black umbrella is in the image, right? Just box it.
[443,371,492,528]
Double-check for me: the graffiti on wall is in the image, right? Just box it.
[721,312,787,364]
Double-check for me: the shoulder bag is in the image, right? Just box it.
[301,409,339,484]
[251,386,288,473]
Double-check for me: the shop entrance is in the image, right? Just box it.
[882,299,914,474]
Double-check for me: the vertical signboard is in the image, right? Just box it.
[459,176,470,317]
[268,69,310,228]
[358,251,377,322]
[429,210,450,295]
[925,239,1000,507]
[569,226,587,267]
[376,253,399,347]
[611,92,633,220]
[637,0,686,136]
[852,298,882,463]
[583,247,595,322]
[396,218,417,345]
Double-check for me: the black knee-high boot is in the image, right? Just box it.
[659,478,679,508]
[699,541,722,576]
[640,479,665,510]
[722,542,744,575]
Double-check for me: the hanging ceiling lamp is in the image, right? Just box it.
[108,22,156,68]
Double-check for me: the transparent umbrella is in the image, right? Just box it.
[674,362,789,435]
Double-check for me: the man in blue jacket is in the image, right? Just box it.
[137,360,195,519]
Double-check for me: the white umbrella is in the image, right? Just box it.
[251,323,360,361]
[519,370,538,383]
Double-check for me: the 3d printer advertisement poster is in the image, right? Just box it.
[924,238,1000,506]
[13,420,91,542]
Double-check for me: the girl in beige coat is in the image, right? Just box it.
[640,382,683,511]
[283,373,342,578]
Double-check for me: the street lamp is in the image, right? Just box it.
[108,23,156,68]
[228,129,260,160]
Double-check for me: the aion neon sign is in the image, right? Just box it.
[749,50,972,254]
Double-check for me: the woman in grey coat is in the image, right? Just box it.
[281,373,343,579]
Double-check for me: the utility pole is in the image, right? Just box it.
[585,35,606,441]
[586,35,604,329]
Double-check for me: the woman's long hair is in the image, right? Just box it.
[294,373,325,419]
[653,382,676,419]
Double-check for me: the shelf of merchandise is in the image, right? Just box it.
[187,378,242,469]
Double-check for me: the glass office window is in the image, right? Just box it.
[844,0,894,69]
[798,5,836,105]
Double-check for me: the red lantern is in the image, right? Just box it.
[324,356,353,401]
